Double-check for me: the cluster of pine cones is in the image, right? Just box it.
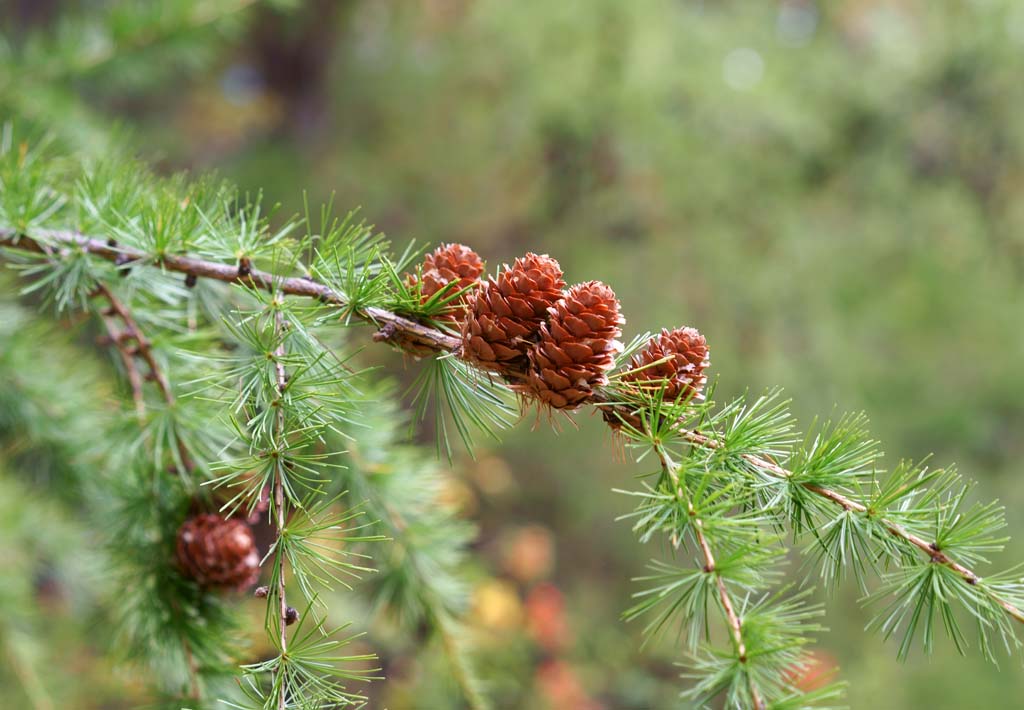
[176,245,710,591]
[409,243,710,410]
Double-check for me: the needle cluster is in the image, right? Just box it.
[4,126,1024,710]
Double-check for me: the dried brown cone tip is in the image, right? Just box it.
[176,513,261,590]
[519,280,624,409]
[408,243,485,319]
[624,327,710,402]
[461,253,566,372]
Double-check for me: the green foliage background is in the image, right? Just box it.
[3,1,1024,707]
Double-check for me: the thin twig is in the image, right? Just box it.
[3,226,1023,628]
[272,304,290,710]
[88,283,201,697]
[669,426,1024,624]
[0,229,458,353]
[93,298,146,418]
[90,282,196,475]
[659,447,766,710]
[94,283,177,407]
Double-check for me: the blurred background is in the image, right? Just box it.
[3,0,1024,707]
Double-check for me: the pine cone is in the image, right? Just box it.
[624,327,709,401]
[460,253,565,372]
[519,281,624,409]
[408,243,484,320]
[176,514,261,590]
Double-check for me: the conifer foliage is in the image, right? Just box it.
[2,7,1024,706]
[4,122,1024,709]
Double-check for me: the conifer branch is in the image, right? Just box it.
[664,424,1024,626]
[87,281,196,475]
[66,0,261,77]
[0,229,460,352]
[87,283,205,697]
[7,217,1024,710]
[71,282,209,698]
[343,424,490,710]
[658,446,766,710]
[271,305,290,710]
[435,611,490,710]
[93,292,146,418]
[92,283,177,410]
[4,224,1023,632]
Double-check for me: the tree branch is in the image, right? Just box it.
[658,447,765,710]
[271,305,290,710]
[92,283,177,408]
[3,225,1023,630]
[665,426,1024,625]
[0,229,459,352]
[87,283,201,697]
[264,305,296,708]
[92,290,146,418]
[86,281,196,476]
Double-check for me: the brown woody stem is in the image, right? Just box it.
[88,283,200,695]
[89,282,195,473]
[3,225,1022,631]
[270,305,290,710]
[93,292,146,418]
[93,283,178,409]
[667,427,1024,624]
[0,229,459,352]
[659,447,765,710]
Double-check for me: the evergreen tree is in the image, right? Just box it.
[2,3,1024,709]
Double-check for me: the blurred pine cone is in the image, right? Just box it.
[408,243,484,320]
[623,327,709,401]
[519,281,624,408]
[461,253,565,372]
[176,514,261,590]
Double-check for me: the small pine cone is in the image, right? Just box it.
[624,327,709,401]
[520,281,624,409]
[176,514,261,590]
[461,253,565,372]
[408,243,484,320]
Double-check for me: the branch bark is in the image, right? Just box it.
[0,229,459,352]
[89,282,196,475]
[93,291,146,418]
[93,283,177,408]
[272,305,290,710]
[3,225,1022,631]
[87,283,200,698]
[662,425,1024,625]
[659,447,765,710]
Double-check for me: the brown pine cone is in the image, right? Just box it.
[519,281,624,409]
[408,243,484,320]
[623,327,709,402]
[176,514,261,590]
[460,253,565,373]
